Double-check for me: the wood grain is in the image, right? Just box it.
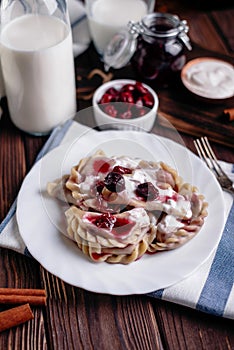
[0,250,47,349]
[1,2,234,349]
[41,269,164,350]
[211,9,234,52]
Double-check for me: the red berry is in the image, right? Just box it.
[136,182,159,201]
[130,105,146,118]
[118,91,134,104]
[113,166,132,174]
[138,109,147,117]
[120,84,135,93]
[104,172,125,192]
[99,93,114,104]
[95,180,105,194]
[135,81,148,95]
[119,110,132,119]
[105,87,118,96]
[135,97,144,108]
[93,213,116,230]
[143,93,154,108]
[99,81,154,120]
[103,104,118,118]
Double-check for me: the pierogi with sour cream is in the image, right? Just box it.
[47,150,208,264]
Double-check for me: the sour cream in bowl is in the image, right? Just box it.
[181,57,234,102]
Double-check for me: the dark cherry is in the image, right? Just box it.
[104,172,125,192]
[135,81,148,95]
[143,93,154,107]
[99,93,115,104]
[93,213,116,230]
[131,105,147,118]
[118,91,134,104]
[105,87,118,97]
[103,104,118,117]
[98,81,154,120]
[95,180,105,194]
[88,213,135,237]
[119,110,132,119]
[135,97,144,108]
[113,166,132,174]
[138,109,147,117]
[136,182,159,201]
[120,83,135,92]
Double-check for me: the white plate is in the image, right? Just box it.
[17,131,225,295]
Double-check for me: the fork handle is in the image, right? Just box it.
[224,187,234,196]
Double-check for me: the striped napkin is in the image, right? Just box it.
[0,120,233,320]
[67,0,91,57]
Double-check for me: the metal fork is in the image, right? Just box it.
[193,136,234,195]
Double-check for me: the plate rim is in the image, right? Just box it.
[16,130,226,295]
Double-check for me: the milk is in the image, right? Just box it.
[87,0,148,55]
[0,14,76,135]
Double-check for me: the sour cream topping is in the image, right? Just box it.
[181,58,234,99]
[77,155,192,222]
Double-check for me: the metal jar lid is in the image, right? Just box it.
[103,12,192,71]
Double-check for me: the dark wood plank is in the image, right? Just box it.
[1,2,234,349]
[0,110,26,219]
[157,109,234,149]
[185,12,230,54]
[156,1,234,56]
[41,269,164,350]
[0,250,47,349]
[211,9,234,52]
[0,109,48,348]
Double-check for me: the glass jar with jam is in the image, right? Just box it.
[104,13,192,87]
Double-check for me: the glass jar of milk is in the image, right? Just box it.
[85,0,155,56]
[0,0,76,135]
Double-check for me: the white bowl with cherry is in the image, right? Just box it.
[92,79,159,131]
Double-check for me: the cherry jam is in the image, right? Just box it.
[86,213,135,237]
[130,13,191,87]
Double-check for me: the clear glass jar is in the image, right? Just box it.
[0,0,76,135]
[104,13,191,88]
[130,13,191,87]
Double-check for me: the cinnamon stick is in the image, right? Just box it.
[0,304,34,332]
[0,288,47,306]
[0,288,46,296]
[223,108,234,122]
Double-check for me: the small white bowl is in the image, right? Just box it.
[181,57,234,103]
[92,79,159,131]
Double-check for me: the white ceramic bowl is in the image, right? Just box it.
[92,79,159,131]
[181,57,234,103]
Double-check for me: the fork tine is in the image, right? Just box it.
[202,137,225,176]
[194,137,226,177]
[200,137,226,177]
[194,139,213,171]
[194,137,234,195]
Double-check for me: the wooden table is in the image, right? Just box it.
[0,1,234,349]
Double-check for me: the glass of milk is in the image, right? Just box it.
[0,0,77,135]
[85,0,155,56]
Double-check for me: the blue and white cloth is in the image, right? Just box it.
[0,120,233,320]
[67,0,91,57]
